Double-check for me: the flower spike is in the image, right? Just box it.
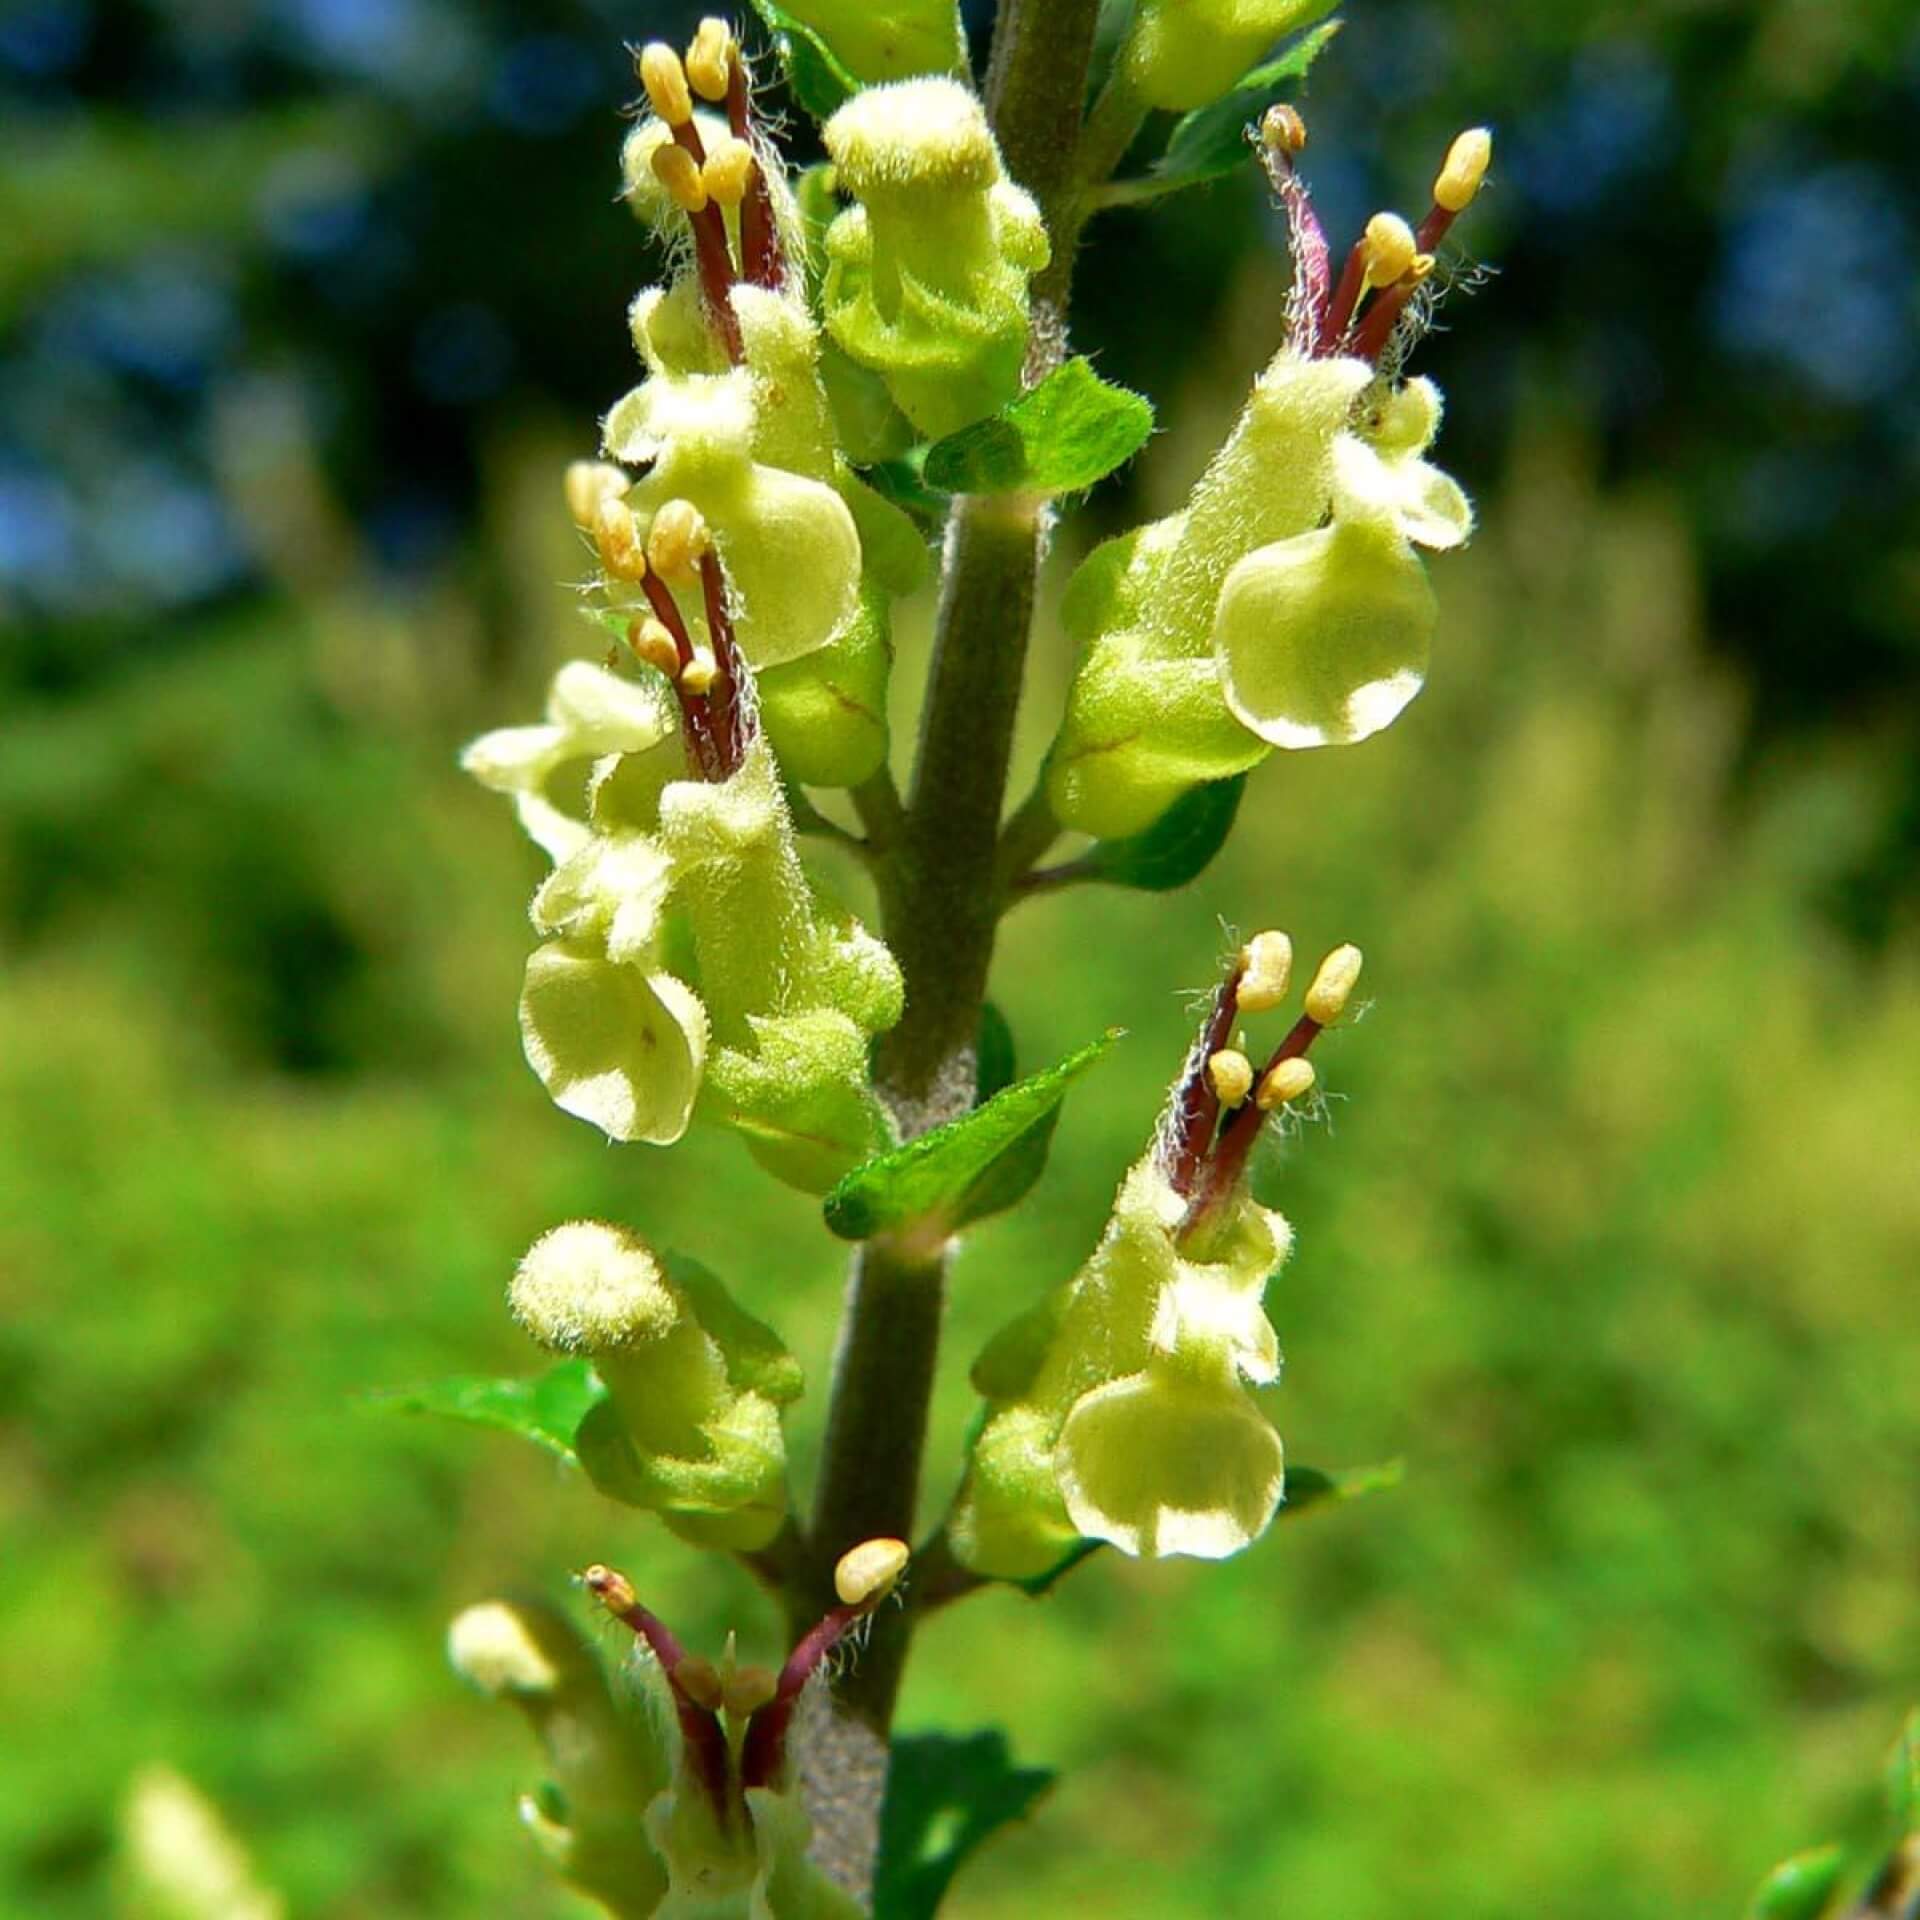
[952,927,1366,1577]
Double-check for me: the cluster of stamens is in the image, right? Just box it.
[635,19,786,363]
[1259,109,1492,368]
[566,464,754,782]
[581,1539,907,1826]
[1159,930,1365,1245]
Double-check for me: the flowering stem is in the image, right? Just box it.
[798,0,1109,1895]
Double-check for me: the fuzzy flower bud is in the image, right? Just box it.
[820,79,1050,437]
[511,1222,802,1549]
[770,0,966,83]
[448,1598,669,1912]
[122,1769,285,1920]
[1126,0,1338,112]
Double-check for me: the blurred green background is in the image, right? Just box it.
[3,0,1918,1914]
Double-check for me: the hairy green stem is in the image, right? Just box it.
[797,0,1110,1896]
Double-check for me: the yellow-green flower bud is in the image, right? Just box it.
[1125,0,1337,113]
[510,1222,801,1550]
[775,0,967,85]
[820,79,1050,438]
[658,736,902,1189]
[755,586,893,789]
[950,1157,1291,1577]
[121,1769,284,1920]
[447,1599,667,1916]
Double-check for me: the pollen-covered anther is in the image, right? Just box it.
[564,459,629,531]
[581,1563,638,1616]
[1434,127,1493,213]
[1236,930,1294,1012]
[627,615,680,678]
[594,496,649,582]
[834,1536,910,1611]
[1261,102,1307,157]
[1303,943,1364,1026]
[685,17,734,101]
[1256,1056,1317,1111]
[679,649,719,696]
[637,42,693,127]
[650,141,709,214]
[721,1665,778,1718]
[646,499,712,585]
[673,1654,723,1709]
[1361,212,1418,291]
[1207,1048,1255,1109]
[701,135,756,210]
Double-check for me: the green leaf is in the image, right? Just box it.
[824,1031,1121,1241]
[745,0,861,121]
[921,358,1154,497]
[975,1001,1016,1104]
[1078,774,1245,891]
[1281,1458,1405,1517]
[1746,1844,1848,1920]
[1124,20,1343,203]
[874,1731,1055,1920]
[363,1360,605,1466]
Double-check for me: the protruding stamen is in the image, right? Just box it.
[1256,1056,1316,1110]
[1418,127,1493,251]
[834,1537,910,1610]
[1260,102,1306,157]
[1434,127,1492,214]
[584,1563,735,1827]
[1361,212,1417,291]
[1207,1049,1255,1109]
[594,497,649,582]
[627,615,681,678]
[686,17,734,102]
[565,460,628,531]
[637,42,693,128]
[679,650,718,696]
[1159,954,1247,1193]
[702,135,756,210]
[1258,108,1332,358]
[1303,943,1363,1025]
[1236,930,1294,1012]
[650,141,709,215]
[647,499,711,586]
[581,1562,639,1621]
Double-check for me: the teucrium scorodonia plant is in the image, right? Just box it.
[421,4,1498,1910]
